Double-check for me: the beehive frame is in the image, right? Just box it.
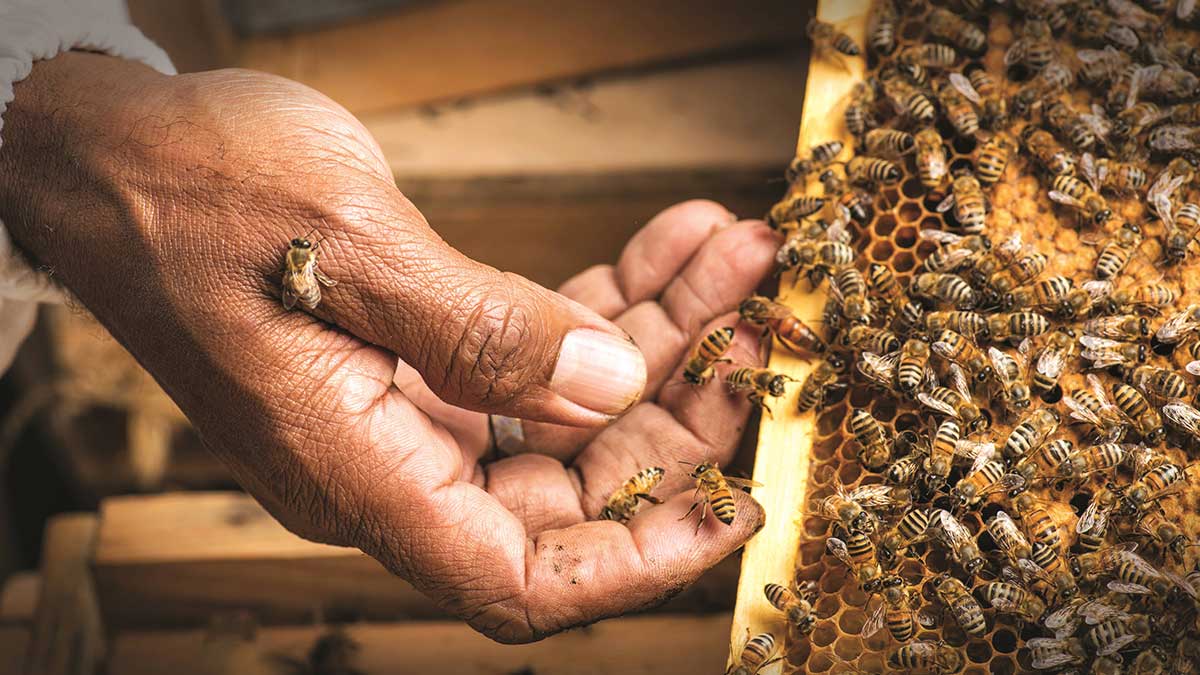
[732,0,1200,672]
[729,1,869,671]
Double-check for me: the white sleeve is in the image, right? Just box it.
[0,0,175,372]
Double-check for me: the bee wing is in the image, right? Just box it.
[861,600,888,637]
[916,608,942,629]
[1127,64,1163,111]
[987,592,1023,613]
[1003,40,1026,68]
[1062,395,1102,427]
[936,509,970,548]
[936,192,957,213]
[1027,641,1080,669]
[1017,337,1033,359]
[826,214,852,244]
[1047,190,1084,209]
[848,484,899,508]
[918,392,958,417]
[858,350,899,385]
[931,340,956,360]
[920,229,964,245]
[1078,598,1131,625]
[1080,152,1098,187]
[1099,632,1139,656]
[1035,348,1066,380]
[1077,496,1110,534]
[1106,580,1153,595]
[949,71,982,104]
[826,537,854,566]
[1163,402,1200,437]
[1166,570,1199,599]
[987,347,1014,384]
[797,580,819,602]
[1155,305,1200,343]
[956,440,996,475]
[993,473,1026,496]
[947,363,971,399]
[1186,360,1200,377]
[1081,279,1113,300]
[724,476,765,489]
[997,232,1023,255]
[1179,0,1196,19]
[1149,172,1187,226]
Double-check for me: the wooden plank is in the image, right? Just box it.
[108,614,732,675]
[234,0,810,114]
[0,572,40,623]
[25,514,104,675]
[0,628,30,675]
[93,492,742,630]
[728,1,869,672]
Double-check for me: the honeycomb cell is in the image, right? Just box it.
[848,386,874,408]
[991,629,1017,654]
[874,213,898,238]
[838,607,866,634]
[816,594,842,618]
[989,659,1015,675]
[871,240,895,261]
[837,461,861,485]
[901,179,924,201]
[870,399,896,422]
[953,135,978,155]
[817,410,842,436]
[811,622,838,648]
[894,412,920,431]
[966,639,993,663]
[833,636,862,661]
[894,225,917,248]
[805,516,830,538]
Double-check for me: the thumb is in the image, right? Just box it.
[305,200,647,427]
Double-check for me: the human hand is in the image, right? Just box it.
[0,54,781,642]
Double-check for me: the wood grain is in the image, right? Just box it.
[108,614,732,675]
[235,0,810,114]
[727,1,869,672]
[25,514,103,675]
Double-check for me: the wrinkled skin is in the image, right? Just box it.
[0,54,780,642]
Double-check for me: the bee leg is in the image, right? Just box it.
[678,486,704,523]
[635,493,663,505]
[694,495,710,534]
[315,268,338,287]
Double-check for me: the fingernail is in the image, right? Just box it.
[552,329,646,415]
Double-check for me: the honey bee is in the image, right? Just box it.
[1079,335,1147,369]
[828,527,884,590]
[1142,66,1200,104]
[985,312,1049,343]
[1004,407,1059,459]
[896,337,932,396]
[1057,442,1130,483]
[1163,401,1200,442]
[766,194,826,230]
[1094,229,1144,288]
[933,507,986,577]
[1078,45,1132,86]
[1073,8,1140,52]
[1149,123,1200,153]
[679,461,761,533]
[863,575,920,642]
[1049,173,1113,226]
[1072,541,1170,596]
[984,253,1048,309]
[988,510,1034,563]
[726,368,797,416]
[1114,100,1165,138]
[1020,124,1076,175]
[930,573,987,635]
[831,266,874,324]
[899,42,959,68]
[933,329,994,383]
[867,0,898,55]
[867,263,902,307]
[1130,646,1172,675]
[1044,99,1099,151]
[807,17,862,61]
[878,508,933,567]
[912,273,978,308]
[952,459,1025,508]
[846,156,902,186]
[935,79,980,138]
[880,68,937,124]
[1027,637,1087,669]
[844,79,881,138]
[763,581,818,635]
[1030,327,1076,396]
[1138,509,1195,559]
[598,467,665,522]
[1082,314,1150,341]
[973,132,1015,185]
[737,296,827,356]
[785,140,845,183]
[1064,374,1127,440]
[814,480,907,534]
[919,364,989,432]
[993,345,1032,410]
[849,408,893,471]
[962,63,1008,129]
[682,327,735,386]
[924,419,963,486]
[887,640,965,674]
[937,172,989,232]
[1013,492,1063,556]
[1083,280,1176,315]
[1154,304,1200,344]
[1083,152,1147,194]
[1012,60,1073,117]
[913,128,950,190]
[796,355,848,413]
[886,454,924,488]
[1110,383,1163,443]
[1148,157,1196,226]
[1005,18,1057,71]
[1013,438,1075,485]
[862,128,915,160]
[1085,615,1154,655]
[928,8,987,55]
[981,581,1046,623]
[1076,484,1121,551]
[1121,462,1188,518]
[819,168,875,226]
[725,631,780,675]
[921,230,990,273]
[1164,202,1200,264]
[281,234,337,311]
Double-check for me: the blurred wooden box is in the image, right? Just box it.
[1,495,740,675]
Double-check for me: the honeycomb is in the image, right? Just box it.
[769,3,1200,673]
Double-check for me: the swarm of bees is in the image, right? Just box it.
[720,0,1200,672]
